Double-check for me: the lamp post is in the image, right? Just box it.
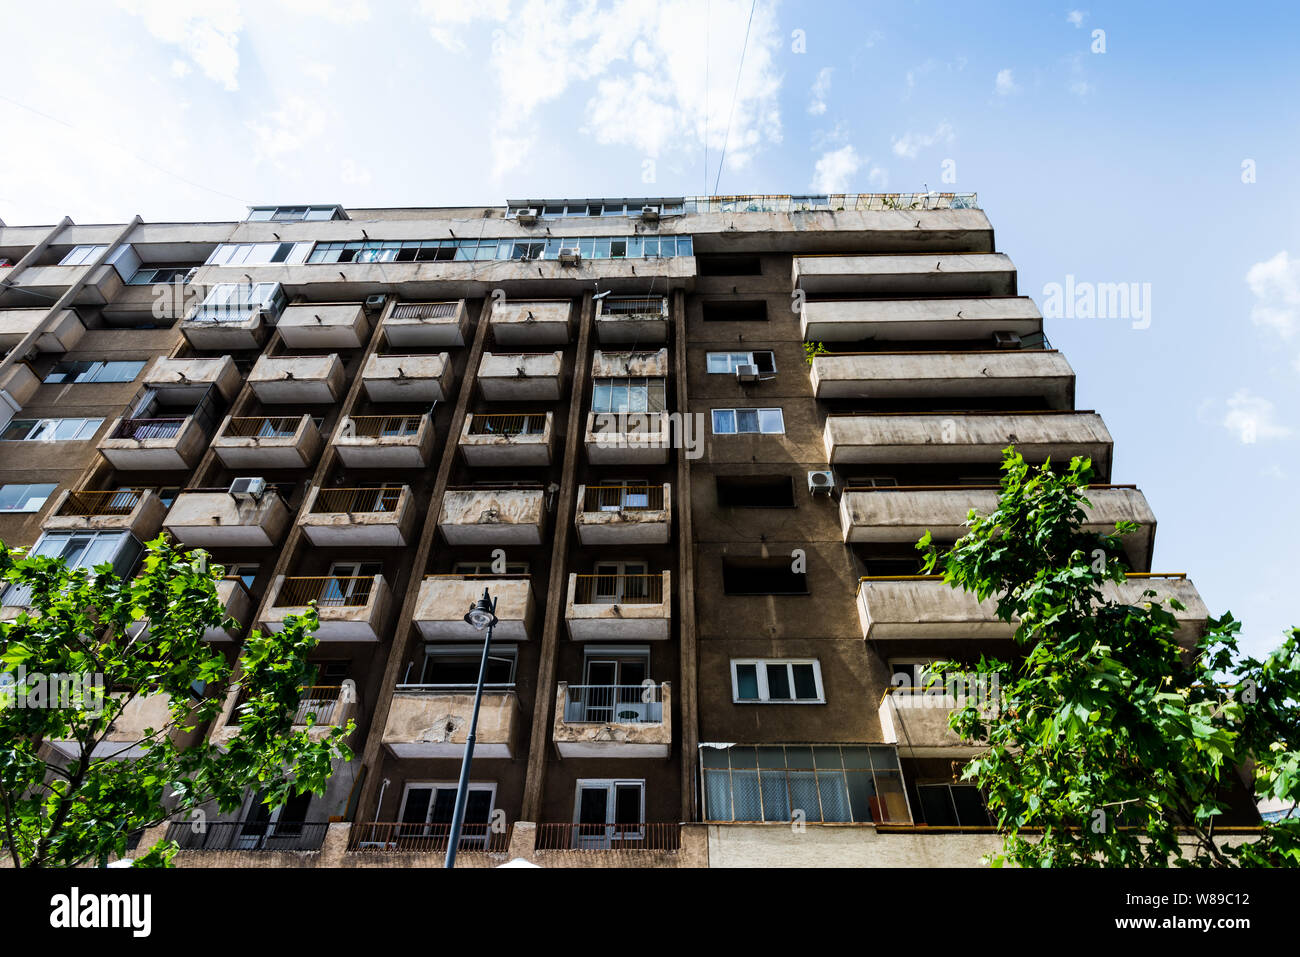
[445,588,498,869]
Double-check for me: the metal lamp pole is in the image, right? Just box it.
[445,588,498,869]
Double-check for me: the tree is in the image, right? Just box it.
[917,449,1300,867]
[0,536,354,868]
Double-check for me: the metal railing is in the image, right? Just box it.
[312,487,403,513]
[572,572,663,605]
[389,301,460,320]
[342,415,424,438]
[465,413,548,436]
[582,484,664,511]
[588,411,666,435]
[165,820,329,851]
[229,684,345,726]
[347,822,510,853]
[111,417,187,440]
[221,415,304,439]
[563,684,663,724]
[682,192,978,213]
[274,576,377,608]
[534,822,680,851]
[57,488,149,516]
[600,296,667,317]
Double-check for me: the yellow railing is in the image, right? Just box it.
[58,489,149,516]
[582,484,665,511]
[274,576,377,608]
[222,416,303,438]
[312,487,403,513]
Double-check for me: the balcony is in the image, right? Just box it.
[179,311,269,351]
[211,680,360,747]
[0,361,38,406]
[381,300,468,347]
[0,307,85,352]
[565,571,671,641]
[553,681,671,758]
[856,573,1210,645]
[45,692,205,760]
[824,412,1113,472]
[839,484,1156,569]
[212,414,324,469]
[42,488,167,540]
[162,488,292,548]
[477,351,563,401]
[298,485,415,547]
[591,348,669,378]
[793,253,1017,297]
[247,354,346,404]
[459,412,554,466]
[382,689,520,758]
[332,414,434,468]
[263,574,390,641]
[438,487,546,545]
[207,578,254,642]
[276,302,369,349]
[575,484,671,545]
[489,299,571,345]
[810,351,1074,408]
[584,411,671,465]
[595,296,668,344]
[361,352,452,402]
[877,687,987,758]
[143,356,242,402]
[414,575,536,641]
[800,296,1042,343]
[97,414,210,471]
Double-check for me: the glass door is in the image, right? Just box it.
[573,781,645,848]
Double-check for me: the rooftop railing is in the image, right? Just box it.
[682,192,978,213]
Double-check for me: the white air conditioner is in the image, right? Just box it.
[993,331,1022,349]
[515,208,539,224]
[641,205,661,221]
[228,477,266,502]
[808,470,836,496]
[364,294,387,312]
[558,247,582,265]
[735,364,759,382]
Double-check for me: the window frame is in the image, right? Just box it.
[0,483,58,513]
[730,658,825,704]
[0,417,104,441]
[43,359,146,385]
[705,350,776,374]
[711,408,785,435]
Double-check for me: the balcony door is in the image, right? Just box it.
[573,780,645,848]
[238,789,312,849]
[591,560,649,603]
[582,650,649,722]
[323,561,381,605]
[399,782,495,848]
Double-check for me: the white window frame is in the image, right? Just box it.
[0,418,103,441]
[0,483,58,513]
[706,351,776,374]
[711,408,785,434]
[411,643,518,689]
[572,779,646,844]
[398,781,497,846]
[57,245,108,266]
[43,359,146,385]
[730,658,825,704]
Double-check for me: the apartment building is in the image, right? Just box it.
[0,195,1227,867]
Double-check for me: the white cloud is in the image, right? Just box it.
[301,60,336,85]
[1246,251,1300,337]
[994,68,1018,96]
[116,0,243,91]
[1067,10,1087,27]
[169,59,192,78]
[246,96,330,165]
[891,121,954,159]
[811,145,862,193]
[1223,390,1293,444]
[808,67,832,115]
[277,0,370,22]
[1070,80,1093,98]
[341,158,371,186]
[1262,464,1286,480]
[417,0,509,52]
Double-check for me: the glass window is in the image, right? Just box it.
[711,409,736,434]
[57,245,108,266]
[44,360,145,384]
[0,418,102,441]
[731,659,824,703]
[0,483,57,512]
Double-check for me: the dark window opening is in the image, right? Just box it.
[917,784,990,827]
[716,475,795,508]
[722,558,808,595]
[702,300,768,322]
[698,255,762,276]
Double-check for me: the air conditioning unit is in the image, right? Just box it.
[735,364,760,382]
[228,477,266,502]
[808,470,836,496]
[992,331,1022,349]
[558,247,582,265]
[641,205,661,221]
[515,208,539,224]
[364,293,388,313]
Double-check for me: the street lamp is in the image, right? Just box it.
[444,588,498,869]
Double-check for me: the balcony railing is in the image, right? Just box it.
[390,301,459,319]
[112,417,186,440]
[347,822,510,854]
[466,413,548,436]
[57,488,150,516]
[345,414,423,438]
[582,484,664,511]
[231,684,346,726]
[165,820,329,852]
[534,822,680,851]
[600,297,667,317]
[572,573,663,605]
[562,684,663,724]
[311,487,402,513]
[221,415,306,439]
[273,576,377,608]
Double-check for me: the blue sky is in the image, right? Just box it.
[3,1,1298,657]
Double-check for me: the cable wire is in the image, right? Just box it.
[712,0,757,196]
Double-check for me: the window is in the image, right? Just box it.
[57,245,108,266]
[414,644,517,687]
[206,242,309,267]
[2,531,143,606]
[590,377,667,414]
[731,660,824,703]
[588,560,652,603]
[702,745,909,823]
[716,475,795,507]
[711,408,784,434]
[190,282,285,323]
[305,235,693,264]
[127,265,193,285]
[697,255,762,276]
[846,475,898,488]
[225,563,259,590]
[706,351,775,374]
[0,483,57,512]
[398,782,496,846]
[722,558,807,595]
[574,780,645,845]
[0,418,103,441]
[246,205,344,222]
[43,360,145,384]
[701,300,767,322]
[916,784,990,827]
